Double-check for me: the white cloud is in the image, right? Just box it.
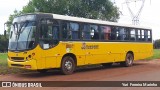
[0,0,29,34]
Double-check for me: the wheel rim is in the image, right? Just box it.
[127,55,133,65]
[64,60,73,71]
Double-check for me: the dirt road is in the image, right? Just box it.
[0,59,160,90]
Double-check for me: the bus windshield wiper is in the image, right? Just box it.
[13,21,29,35]
[19,21,29,34]
[17,21,29,40]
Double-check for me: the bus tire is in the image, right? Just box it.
[102,63,112,67]
[37,69,48,73]
[120,53,134,67]
[61,56,75,75]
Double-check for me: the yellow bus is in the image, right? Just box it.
[6,13,153,75]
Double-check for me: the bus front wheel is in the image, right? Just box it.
[61,56,76,75]
[120,53,134,67]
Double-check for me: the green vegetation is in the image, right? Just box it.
[0,53,9,74]
[0,35,8,52]
[0,53,7,61]
[146,49,160,60]
[0,53,30,75]
[7,0,120,32]
[154,39,160,49]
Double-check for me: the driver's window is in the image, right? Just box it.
[39,19,59,49]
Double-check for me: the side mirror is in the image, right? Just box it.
[4,30,7,37]
[4,23,7,38]
[4,22,12,37]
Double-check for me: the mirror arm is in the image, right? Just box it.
[4,23,7,38]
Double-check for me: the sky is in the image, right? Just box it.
[0,0,159,40]
[113,0,160,40]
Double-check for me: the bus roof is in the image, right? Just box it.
[52,14,151,30]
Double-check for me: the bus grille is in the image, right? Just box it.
[11,57,25,62]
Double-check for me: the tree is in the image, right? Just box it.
[6,10,22,33]
[7,0,120,25]
[154,39,160,49]
[0,35,8,52]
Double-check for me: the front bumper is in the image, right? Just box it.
[8,58,37,70]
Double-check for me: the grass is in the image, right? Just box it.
[0,53,31,75]
[0,49,160,75]
[146,49,160,60]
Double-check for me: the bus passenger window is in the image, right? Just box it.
[100,26,111,40]
[62,22,68,39]
[137,30,141,41]
[130,29,136,41]
[123,28,129,40]
[148,30,152,41]
[70,22,80,40]
[118,28,126,40]
[144,30,148,41]
[111,27,118,40]
[141,30,145,41]
[82,24,91,40]
[90,25,99,40]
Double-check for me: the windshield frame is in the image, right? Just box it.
[8,16,38,52]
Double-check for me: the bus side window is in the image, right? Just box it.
[130,29,136,41]
[123,28,129,40]
[144,30,148,41]
[39,19,59,49]
[90,25,99,40]
[100,26,111,40]
[82,24,91,40]
[141,30,145,41]
[118,27,125,40]
[70,22,80,40]
[148,30,152,41]
[62,21,69,39]
[111,26,117,40]
[137,29,141,41]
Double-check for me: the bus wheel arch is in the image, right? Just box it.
[121,51,134,67]
[127,51,134,60]
[61,53,77,75]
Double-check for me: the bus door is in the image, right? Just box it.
[38,19,60,69]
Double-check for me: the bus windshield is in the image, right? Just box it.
[8,21,36,51]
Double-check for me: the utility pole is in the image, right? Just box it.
[125,0,145,25]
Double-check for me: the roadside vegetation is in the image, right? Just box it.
[0,53,31,75]
[146,49,160,60]
[0,49,160,75]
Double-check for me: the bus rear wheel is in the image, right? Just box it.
[120,53,134,67]
[61,56,76,75]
